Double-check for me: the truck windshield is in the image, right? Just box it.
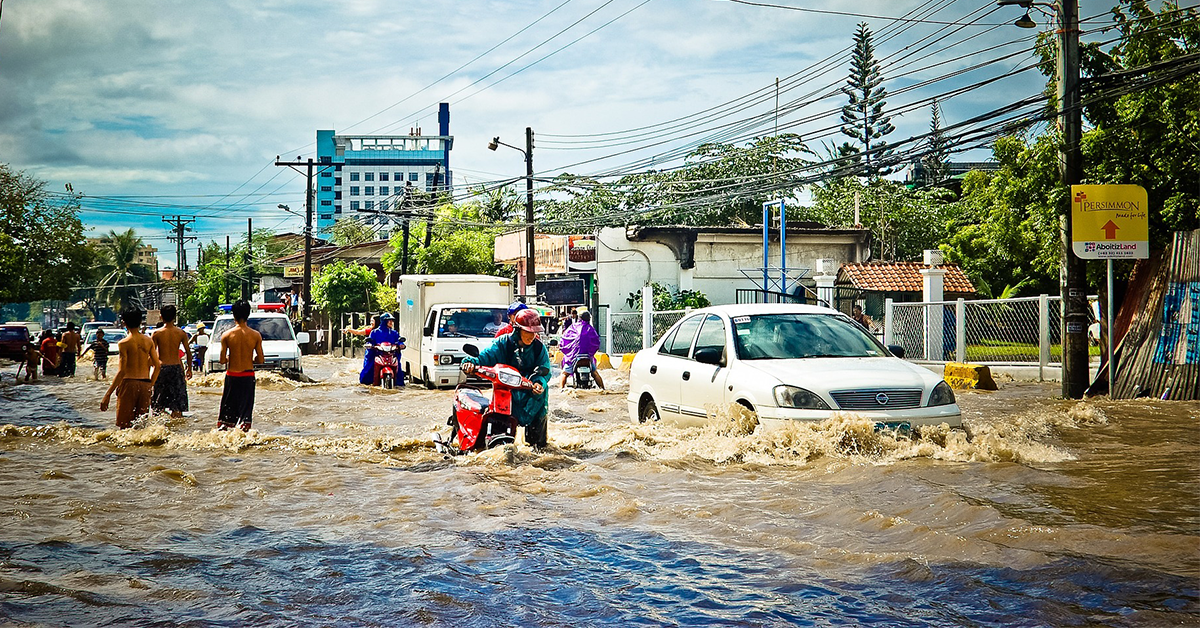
[438,308,509,338]
[212,317,295,341]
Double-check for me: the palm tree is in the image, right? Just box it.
[96,229,155,310]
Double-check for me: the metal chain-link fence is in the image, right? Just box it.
[887,296,1093,364]
[609,312,644,355]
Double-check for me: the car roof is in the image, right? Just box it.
[685,303,845,317]
[213,312,288,320]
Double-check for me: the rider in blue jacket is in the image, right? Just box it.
[361,313,404,386]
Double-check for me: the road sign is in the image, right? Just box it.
[1071,184,1149,259]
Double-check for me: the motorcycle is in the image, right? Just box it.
[569,354,594,389]
[365,340,404,389]
[433,344,549,454]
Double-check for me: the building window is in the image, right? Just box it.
[364,172,374,181]
[334,191,342,200]
[365,200,375,210]
[350,186,359,196]
[379,186,389,196]
[321,170,331,177]
[319,213,332,220]
[334,208,342,215]
[334,177,341,185]
[335,165,342,171]
[320,200,331,206]
[364,186,373,195]
[394,172,404,181]
[320,186,331,192]
[379,172,389,181]
[409,172,419,182]
[350,172,360,181]
[350,201,360,210]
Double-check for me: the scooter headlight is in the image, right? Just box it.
[497,371,523,387]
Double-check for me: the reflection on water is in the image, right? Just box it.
[0,355,1197,626]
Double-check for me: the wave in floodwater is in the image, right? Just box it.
[0,391,1111,469]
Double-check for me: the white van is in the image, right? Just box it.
[203,312,309,375]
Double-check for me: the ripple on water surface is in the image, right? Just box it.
[0,526,1196,627]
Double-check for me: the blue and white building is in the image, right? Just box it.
[315,103,452,237]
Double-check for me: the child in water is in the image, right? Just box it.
[23,342,39,382]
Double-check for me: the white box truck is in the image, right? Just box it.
[397,274,514,388]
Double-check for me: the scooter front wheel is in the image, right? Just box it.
[382,372,394,390]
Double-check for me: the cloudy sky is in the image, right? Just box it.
[0,0,1074,267]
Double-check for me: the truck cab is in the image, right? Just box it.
[413,304,510,388]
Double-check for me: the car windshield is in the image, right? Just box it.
[212,317,295,341]
[731,313,885,360]
[0,328,28,341]
[88,329,128,345]
[437,307,508,338]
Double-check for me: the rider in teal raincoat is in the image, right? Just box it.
[461,308,552,447]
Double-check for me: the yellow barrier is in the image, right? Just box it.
[943,362,998,391]
[618,353,636,373]
[595,353,613,370]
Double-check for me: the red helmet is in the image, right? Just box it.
[513,308,544,333]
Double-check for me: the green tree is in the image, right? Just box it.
[839,22,896,178]
[312,260,380,314]
[543,134,813,228]
[330,218,377,247]
[0,165,95,305]
[383,200,502,276]
[803,177,962,262]
[177,242,231,321]
[920,99,949,187]
[94,228,157,310]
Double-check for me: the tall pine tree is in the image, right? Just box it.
[840,22,895,178]
[920,99,949,186]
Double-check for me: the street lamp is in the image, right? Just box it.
[997,0,1088,398]
[488,127,536,299]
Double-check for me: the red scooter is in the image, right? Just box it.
[366,340,404,389]
[433,344,548,454]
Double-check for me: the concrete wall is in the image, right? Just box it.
[597,227,869,313]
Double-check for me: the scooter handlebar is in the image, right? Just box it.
[461,363,536,391]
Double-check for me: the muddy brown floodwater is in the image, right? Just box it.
[1,354,1197,627]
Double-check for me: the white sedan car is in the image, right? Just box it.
[627,304,961,430]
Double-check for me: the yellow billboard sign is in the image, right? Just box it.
[283,264,318,278]
[1071,184,1149,260]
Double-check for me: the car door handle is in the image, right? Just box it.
[649,365,657,374]
[682,371,690,381]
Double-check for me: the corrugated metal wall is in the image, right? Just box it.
[1112,230,1200,400]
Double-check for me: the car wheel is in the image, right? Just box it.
[423,367,436,390]
[638,396,660,423]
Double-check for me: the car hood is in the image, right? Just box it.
[738,357,940,391]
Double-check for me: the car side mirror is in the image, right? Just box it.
[462,344,480,357]
[694,346,723,366]
[295,332,310,344]
[887,344,906,359]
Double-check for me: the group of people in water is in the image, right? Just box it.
[85,302,264,431]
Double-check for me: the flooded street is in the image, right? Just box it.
[1,355,1197,627]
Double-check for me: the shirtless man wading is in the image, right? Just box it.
[150,304,192,418]
[217,300,264,432]
[101,309,161,429]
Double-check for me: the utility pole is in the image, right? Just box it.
[401,182,413,275]
[162,216,196,274]
[243,218,252,301]
[524,126,535,298]
[225,236,230,303]
[276,157,333,348]
[1057,0,1088,399]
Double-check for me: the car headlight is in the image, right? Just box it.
[438,354,453,365]
[773,385,831,410]
[497,371,523,387]
[280,359,298,370]
[928,381,956,406]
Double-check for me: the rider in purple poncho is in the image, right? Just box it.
[556,309,605,390]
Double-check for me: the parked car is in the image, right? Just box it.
[203,311,309,375]
[83,328,128,356]
[0,325,32,361]
[627,304,962,430]
[80,321,108,339]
